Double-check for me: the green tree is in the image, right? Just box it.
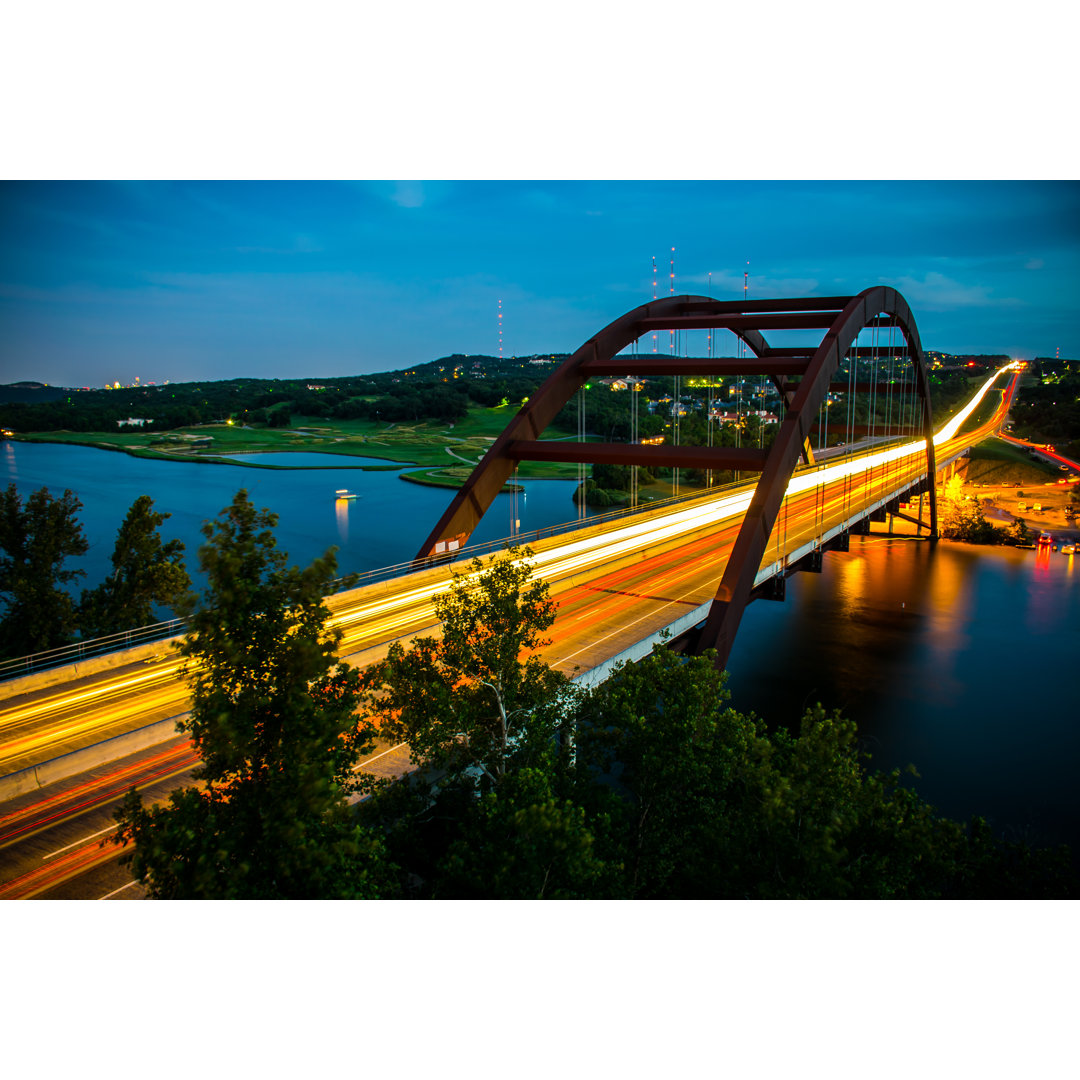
[78,495,192,638]
[434,765,613,899]
[362,547,571,785]
[570,645,760,897]
[114,489,388,899]
[592,463,631,491]
[1005,516,1032,545]
[569,646,1077,899]
[939,475,999,543]
[0,484,88,657]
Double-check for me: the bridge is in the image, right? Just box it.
[0,288,1021,806]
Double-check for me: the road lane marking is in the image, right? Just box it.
[99,879,138,900]
[354,742,408,771]
[44,823,116,859]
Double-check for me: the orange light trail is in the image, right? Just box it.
[0,366,1021,778]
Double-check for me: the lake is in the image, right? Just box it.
[728,535,1079,856]
[0,441,592,586]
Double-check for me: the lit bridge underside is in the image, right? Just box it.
[0,358,1019,790]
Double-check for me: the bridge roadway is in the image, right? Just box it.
[0,366,1018,794]
[0,368,1017,898]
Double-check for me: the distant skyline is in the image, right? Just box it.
[1,180,1078,388]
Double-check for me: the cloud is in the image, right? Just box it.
[360,181,455,209]
[1025,258,1044,270]
[391,181,425,208]
[678,270,820,298]
[886,271,1002,310]
[235,234,323,255]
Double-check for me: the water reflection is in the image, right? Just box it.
[730,536,1079,855]
[0,440,589,588]
[335,497,350,544]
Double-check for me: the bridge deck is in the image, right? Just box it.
[0,373,1015,794]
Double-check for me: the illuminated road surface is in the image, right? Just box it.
[0,368,1019,779]
[0,366,1020,899]
[996,432,1080,476]
[0,735,412,899]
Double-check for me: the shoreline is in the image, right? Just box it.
[6,433,578,491]
[12,434,417,472]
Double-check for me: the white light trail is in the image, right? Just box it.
[331,365,1019,642]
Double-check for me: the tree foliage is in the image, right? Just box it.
[362,547,571,785]
[434,766,612,899]
[939,475,1000,544]
[78,495,191,638]
[354,554,1076,899]
[1005,516,1031,545]
[111,526,1074,900]
[567,647,1076,899]
[114,489,388,898]
[0,484,88,656]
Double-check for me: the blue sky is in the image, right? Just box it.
[1,180,1077,388]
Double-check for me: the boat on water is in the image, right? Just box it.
[334,489,359,501]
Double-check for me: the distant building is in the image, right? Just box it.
[116,417,151,427]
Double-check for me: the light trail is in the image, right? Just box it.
[0,829,121,899]
[0,735,406,899]
[0,365,1020,777]
[0,740,198,850]
[0,366,1023,898]
[997,431,1080,474]
[0,660,185,730]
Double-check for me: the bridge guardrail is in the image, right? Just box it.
[0,435,948,685]
[0,485,737,684]
[0,618,189,683]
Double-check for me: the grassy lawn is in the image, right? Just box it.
[967,437,1062,485]
[13,404,586,487]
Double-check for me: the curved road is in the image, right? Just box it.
[0,367,1021,899]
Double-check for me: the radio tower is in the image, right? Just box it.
[498,299,503,360]
[651,256,658,352]
[707,271,713,357]
[669,247,676,354]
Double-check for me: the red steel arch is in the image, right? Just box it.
[418,287,937,667]
[695,287,937,666]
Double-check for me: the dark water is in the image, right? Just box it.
[0,441,589,588]
[728,536,1079,854]
[4,441,1077,854]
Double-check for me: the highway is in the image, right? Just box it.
[0,364,1020,898]
[996,431,1080,476]
[0,734,413,899]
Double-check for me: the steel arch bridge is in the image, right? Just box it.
[419,286,940,668]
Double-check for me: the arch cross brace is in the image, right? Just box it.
[417,287,938,672]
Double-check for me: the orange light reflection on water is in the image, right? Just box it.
[336,498,350,544]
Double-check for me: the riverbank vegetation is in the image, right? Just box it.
[110,525,1076,900]
[1009,359,1080,460]
[113,491,388,899]
[1,352,1011,500]
[0,485,88,656]
[966,438,1064,486]
[0,485,191,658]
